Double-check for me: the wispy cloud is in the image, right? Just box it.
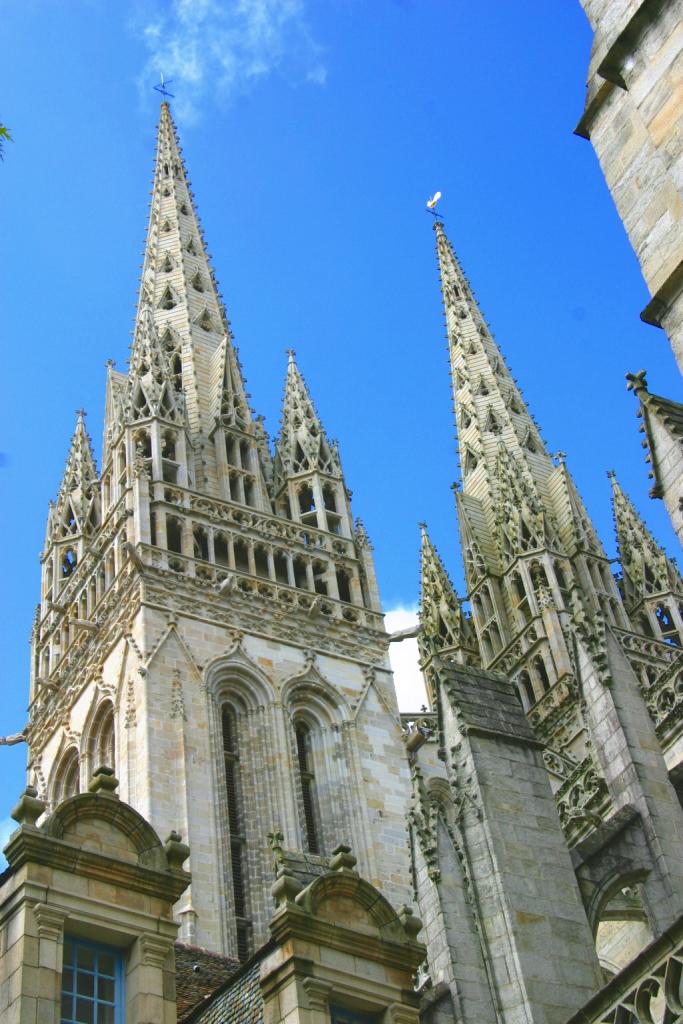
[385,606,429,713]
[135,0,326,122]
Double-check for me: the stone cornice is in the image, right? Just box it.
[4,827,189,905]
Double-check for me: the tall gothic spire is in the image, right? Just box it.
[274,351,341,483]
[434,221,613,581]
[433,221,560,574]
[48,411,99,547]
[418,523,477,663]
[610,471,683,614]
[125,303,186,426]
[136,102,250,439]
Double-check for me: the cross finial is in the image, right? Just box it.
[154,74,175,101]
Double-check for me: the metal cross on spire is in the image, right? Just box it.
[154,73,175,101]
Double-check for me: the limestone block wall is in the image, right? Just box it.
[0,779,189,1024]
[578,0,683,370]
[29,598,414,958]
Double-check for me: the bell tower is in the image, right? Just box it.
[26,103,412,959]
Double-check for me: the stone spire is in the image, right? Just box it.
[137,102,247,443]
[211,336,252,430]
[610,472,683,631]
[49,411,99,545]
[433,221,561,576]
[273,351,352,536]
[275,352,341,480]
[418,523,477,662]
[125,303,186,425]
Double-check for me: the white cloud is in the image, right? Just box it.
[385,606,429,713]
[135,0,326,122]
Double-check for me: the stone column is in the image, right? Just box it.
[126,933,176,1024]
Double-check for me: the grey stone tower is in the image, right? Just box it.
[407,220,683,1021]
[28,102,412,959]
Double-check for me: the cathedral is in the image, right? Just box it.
[2,3,683,1023]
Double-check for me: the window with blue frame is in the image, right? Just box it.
[60,937,124,1024]
[330,1006,380,1024]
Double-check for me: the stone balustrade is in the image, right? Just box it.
[567,913,683,1024]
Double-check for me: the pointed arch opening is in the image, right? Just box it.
[221,704,251,962]
[61,548,78,579]
[656,604,681,646]
[532,654,552,693]
[52,747,80,805]
[295,722,321,855]
[517,671,536,710]
[89,702,115,774]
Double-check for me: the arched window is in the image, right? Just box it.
[656,604,681,646]
[594,882,653,978]
[336,568,352,603]
[517,671,535,710]
[193,526,209,562]
[61,548,77,579]
[234,539,249,573]
[214,532,230,567]
[295,723,320,854]
[167,517,183,554]
[298,485,315,518]
[254,545,269,579]
[90,703,115,774]
[53,748,80,805]
[221,705,251,962]
[554,561,572,609]
[322,484,337,512]
[533,655,552,693]
[512,573,531,624]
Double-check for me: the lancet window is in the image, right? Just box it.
[295,722,320,855]
[221,705,251,962]
[336,568,352,603]
[61,548,78,579]
[193,526,209,562]
[511,573,531,625]
[53,748,80,805]
[517,671,536,710]
[656,604,681,646]
[89,703,115,774]
[532,655,552,693]
[167,517,183,555]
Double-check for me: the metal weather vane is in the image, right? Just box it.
[154,73,175,101]
[426,191,443,219]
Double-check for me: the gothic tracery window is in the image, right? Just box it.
[295,722,320,855]
[221,704,251,962]
[90,703,115,774]
[53,748,80,805]
[656,604,681,646]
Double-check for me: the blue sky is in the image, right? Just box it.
[1,1,681,822]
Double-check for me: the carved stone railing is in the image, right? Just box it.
[555,756,613,847]
[641,654,683,750]
[528,674,578,738]
[488,618,542,676]
[615,628,680,693]
[155,484,357,560]
[139,544,384,632]
[614,628,680,665]
[567,913,683,1024]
